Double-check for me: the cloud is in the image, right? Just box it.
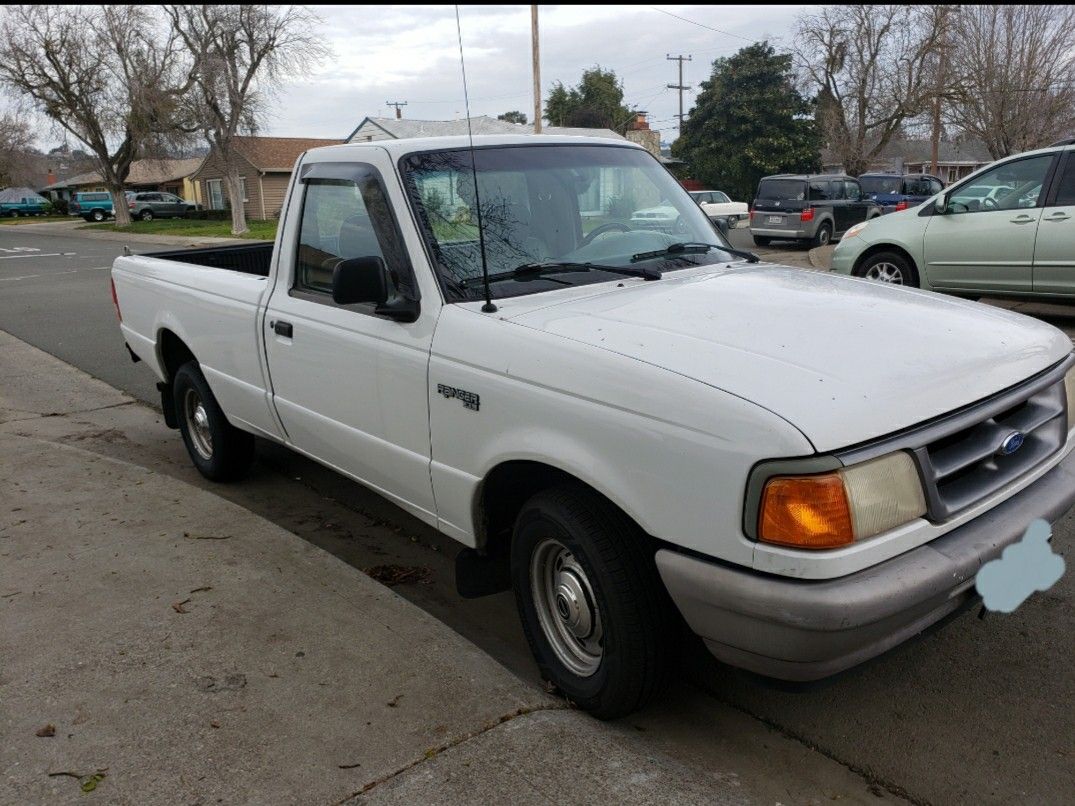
[975,519,1065,613]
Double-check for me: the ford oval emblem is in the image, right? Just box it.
[997,432,1025,456]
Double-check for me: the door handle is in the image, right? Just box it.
[1009,215,1036,224]
[272,320,293,338]
[1044,214,1071,222]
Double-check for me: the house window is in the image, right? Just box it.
[206,179,223,210]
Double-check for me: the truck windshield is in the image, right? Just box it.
[400,144,737,301]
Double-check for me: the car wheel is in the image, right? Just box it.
[752,235,771,247]
[811,221,833,248]
[9,210,19,218]
[511,485,676,719]
[173,361,255,482]
[91,209,106,222]
[140,209,154,221]
[854,251,920,287]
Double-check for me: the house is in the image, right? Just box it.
[40,158,205,203]
[190,136,343,220]
[345,115,624,143]
[821,138,992,183]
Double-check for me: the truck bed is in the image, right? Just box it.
[144,242,274,277]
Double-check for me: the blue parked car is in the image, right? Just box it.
[70,191,115,222]
[0,187,49,217]
[858,173,945,214]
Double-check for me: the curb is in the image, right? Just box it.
[808,245,835,270]
[1,220,252,247]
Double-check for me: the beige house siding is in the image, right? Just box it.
[192,148,264,220]
[258,174,292,219]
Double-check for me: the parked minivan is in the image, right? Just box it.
[750,174,881,247]
[69,192,114,222]
[859,173,945,214]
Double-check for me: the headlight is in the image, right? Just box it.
[1065,364,1075,432]
[842,220,870,241]
[758,452,926,549]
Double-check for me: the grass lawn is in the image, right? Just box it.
[79,218,278,240]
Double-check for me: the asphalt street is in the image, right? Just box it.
[2,225,1073,804]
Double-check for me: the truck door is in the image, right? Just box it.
[262,157,438,522]
[1033,150,1075,295]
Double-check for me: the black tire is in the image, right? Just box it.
[511,485,676,719]
[173,361,255,482]
[9,210,19,218]
[811,221,833,248]
[90,208,106,222]
[752,234,771,247]
[139,209,154,221]
[853,250,920,287]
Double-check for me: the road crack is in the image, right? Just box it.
[331,702,571,804]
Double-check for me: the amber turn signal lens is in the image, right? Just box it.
[758,473,854,549]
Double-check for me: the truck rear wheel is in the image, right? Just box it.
[511,485,675,719]
[173,361,254,482]
[91,208,106,222]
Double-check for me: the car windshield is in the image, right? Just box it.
[756,179,805,201]
[859,176,902,195]
[401,144,739,301]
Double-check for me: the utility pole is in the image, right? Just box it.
[929,7,950,178]
[386,100,408,119]
[666,54,692,137]
[531,5,542,133]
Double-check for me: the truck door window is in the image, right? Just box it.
[294,172,415,303]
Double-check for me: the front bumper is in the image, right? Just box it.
[656,449,1075,681]
[828,244,856,274]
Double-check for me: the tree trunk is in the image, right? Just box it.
[110,185,132,227]
[224,167,248,236]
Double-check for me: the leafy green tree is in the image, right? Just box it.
[544,67,634,133]
[497,110,528,125]
[672,43,821,203]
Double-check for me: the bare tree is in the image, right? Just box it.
[0,110,34,187]
[795,5,946,176]
[0,6,191,225]
[166,5,328,235]
[946,5,1075,159]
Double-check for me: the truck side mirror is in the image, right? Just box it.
[332,256,388,306]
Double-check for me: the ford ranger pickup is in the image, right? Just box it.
[111,135,1075,718]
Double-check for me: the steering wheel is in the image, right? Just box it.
[981,196,998,211]
[581,221,631,247]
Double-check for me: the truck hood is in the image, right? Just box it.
[504,265,1071,452]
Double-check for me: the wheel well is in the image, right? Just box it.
[158,329,196,383]
[476,461,576,553]
[852,243,918,277]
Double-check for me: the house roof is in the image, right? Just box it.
[46,158,206,191]
[347,116,624,143]
[225,136,345,172]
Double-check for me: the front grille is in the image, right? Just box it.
[838,356,1072,523]
[915,378,1067,519]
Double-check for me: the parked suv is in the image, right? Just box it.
[750,174,881,247]
[69,192,114,222]
[126,191,195,221]
[830,139,1075,298]
[859,173,945,214]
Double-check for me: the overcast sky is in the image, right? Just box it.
[263,4,802,144]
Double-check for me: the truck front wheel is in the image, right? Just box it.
[511,485,676,719]
[173,361,254,482]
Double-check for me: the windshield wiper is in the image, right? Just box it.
[461,261,661,288]
[630,242,760,264]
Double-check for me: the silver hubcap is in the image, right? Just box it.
[818,227,831,245]
[530,538,603,677]
[184,388,213,460]
[865,261,904,283]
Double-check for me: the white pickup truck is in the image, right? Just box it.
[112,135,1075,718]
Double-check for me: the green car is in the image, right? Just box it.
[830,139,1075,299]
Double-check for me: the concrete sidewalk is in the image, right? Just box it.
[2,219,249,247]
[0,331,748,804]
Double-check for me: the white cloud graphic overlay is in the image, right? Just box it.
[975,519,1066,613]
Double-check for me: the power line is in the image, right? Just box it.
[649,7,753,42]
[386,100,408,119]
